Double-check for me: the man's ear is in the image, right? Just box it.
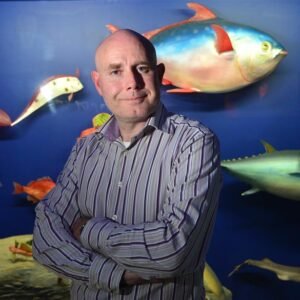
[157,63,165,84]
[91,70,103,96]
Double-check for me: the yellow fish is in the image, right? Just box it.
[78,112,111,139]
[11,72,83,126]
[230,258,300,283]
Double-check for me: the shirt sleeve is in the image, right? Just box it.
[80,131,222,279]
[32,141,125,292]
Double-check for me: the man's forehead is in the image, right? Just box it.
[95,30,157,68]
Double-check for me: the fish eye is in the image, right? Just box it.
[261,41,272,52]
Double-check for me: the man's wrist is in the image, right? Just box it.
[79,223,86,235]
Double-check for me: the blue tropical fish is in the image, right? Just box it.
[107,3,287,93]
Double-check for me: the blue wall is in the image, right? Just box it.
[0,0,299,299]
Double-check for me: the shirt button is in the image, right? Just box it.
[112,214,118,221]
[118,181,123,188]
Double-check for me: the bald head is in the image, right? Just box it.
[95,29,157,70]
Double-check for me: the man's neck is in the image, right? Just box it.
[118,120,147,142]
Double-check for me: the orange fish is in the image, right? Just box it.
[13,177,56,203]
[0,109,12,126]
[9,242,32,257]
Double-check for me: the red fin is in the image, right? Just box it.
[13,182,24,194]
[79,127,96,138]
[167,88,197,93]
[187,3,217,21]
[106,24,120,33]
[0,109,12,127]
[144,3,216,39]
[162,78,172,86]
[27,195,39,203]
[211,24,233,53]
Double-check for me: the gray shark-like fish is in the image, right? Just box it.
[221,141,300,201]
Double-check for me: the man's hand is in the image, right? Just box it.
[71,217,90,241]
[121,271,171,287]
[121,271,148,286]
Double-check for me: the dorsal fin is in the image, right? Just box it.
[143,3,217,40]
[187,2,217,21]
[106,24,120,33]
[261,140,277,153]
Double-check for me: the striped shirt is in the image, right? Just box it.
[33,103,222,300]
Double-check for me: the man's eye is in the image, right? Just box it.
[110,70,121,75]
[137,66,151,73]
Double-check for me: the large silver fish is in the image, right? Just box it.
[221,141,300,201]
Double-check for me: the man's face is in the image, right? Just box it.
[92,34,164,125]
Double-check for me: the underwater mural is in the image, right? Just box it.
[107,2,287,93]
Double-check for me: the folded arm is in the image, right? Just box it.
[32,142,125,292]
[80,132,221,279]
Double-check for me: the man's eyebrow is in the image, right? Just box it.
[107,63,122,69]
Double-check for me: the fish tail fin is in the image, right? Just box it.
[106,24,120,33]
[13,182,24,195]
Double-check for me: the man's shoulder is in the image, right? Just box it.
[163,112,215,139]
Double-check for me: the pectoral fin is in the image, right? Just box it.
[211,24,234,53]
[162,78,172,86]
[241,187,261,196]
[167,88,198,93]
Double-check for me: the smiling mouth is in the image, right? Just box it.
[123,95,147,101]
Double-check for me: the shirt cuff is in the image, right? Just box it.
[80,217,117,256]
[89,255,125,292]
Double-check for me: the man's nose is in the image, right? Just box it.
[126,69,144,90]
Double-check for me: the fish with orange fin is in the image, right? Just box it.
[13,177,56,203]
[11,70,83,126]
[106,2,287,93]
[9,239,33,257]
[78,112,111,139]
[0,109,12,126]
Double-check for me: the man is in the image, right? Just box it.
[33,29,222,300]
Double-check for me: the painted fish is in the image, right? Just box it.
[79,112,111,139]
[13,177,56,203]
[11,71,83,126]
[221,141,300,201]
[204,262,232,300]
[107,2,287,93]
[230,258,300,283]
[9,239,33,257]
[0,109,12,126]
